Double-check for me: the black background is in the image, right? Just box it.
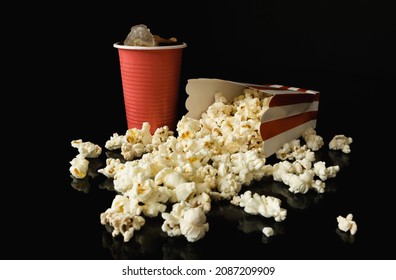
[3,0,395,260]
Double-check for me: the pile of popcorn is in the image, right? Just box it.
[69,87,355,242]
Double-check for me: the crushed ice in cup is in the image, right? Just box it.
[124,24,155,46]
[123,24,180,46]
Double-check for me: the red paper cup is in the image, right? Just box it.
[114,42,187,134]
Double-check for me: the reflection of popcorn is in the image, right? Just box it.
[71,139,102,158]
[231,190,287,222]
[337,213,357,235]
[329,135,353,154]
[69,154,89,179]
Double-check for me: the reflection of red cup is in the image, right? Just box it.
[114,42,187,134]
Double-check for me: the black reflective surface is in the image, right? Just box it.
[8,75,388,260]
[3,0,393,260]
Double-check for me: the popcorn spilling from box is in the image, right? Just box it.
[69,78,354,243]
[185,78,320,158]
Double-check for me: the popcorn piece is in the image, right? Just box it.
[281,170,315,194]
[337,213,357,235]
[302,127,324,151]
[161,202,185,238]
[102,212,145,242]
[174,182,196,202]
[177,115,202,140]
[329,135,353,154]
[230,149,272,185]
[213,172,241,200]
[150,125,174,147]
[97,158,123,178]
[120,123,153,160]
[188,192,212,213]
[105,133,124,150]
[128,185,171,218]
[155,168,187,189]
[71,139,102,158]
[191,165,218,189]
[275,139,301,160]
[262,227,274,237]
[161,200,210,243]
[313,161,340,181]
[112,163,135,194]
[69,154,89,179]
[100,195,145,242]
[180,207,209,242]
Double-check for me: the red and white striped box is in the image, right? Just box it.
[185,78,320,158]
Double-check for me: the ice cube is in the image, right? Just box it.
[124,24,155,46]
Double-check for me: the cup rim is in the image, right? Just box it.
[113,42,187,50]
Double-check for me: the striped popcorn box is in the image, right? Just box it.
[185,78,319,158]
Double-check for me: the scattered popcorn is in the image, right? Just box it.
[262,227,274,237]
[71,139,102,158]
[337,213,357,235]
[69,139,103,179]
[231,190,287,222]
[271,132,345,194]
[329,134,353,154]
[105,122,173,161]
[272,160,325,194]
[70,85,355,243]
